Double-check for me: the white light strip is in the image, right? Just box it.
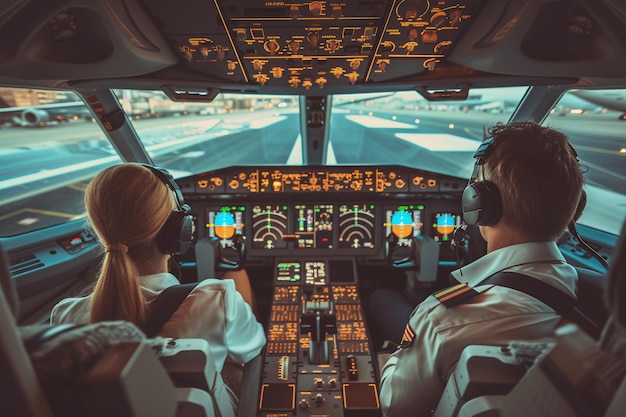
[346,115,417,129]
[395,133,480,151]
[286,134,303,164]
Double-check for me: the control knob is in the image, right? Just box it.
[298,398,310,410]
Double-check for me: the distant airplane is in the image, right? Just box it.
[0,101,93,127]
[569,90,626,120]
[336,88,626,120]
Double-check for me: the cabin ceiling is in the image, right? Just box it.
[0,0,625,95]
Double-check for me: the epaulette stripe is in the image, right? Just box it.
[400,323,416,348]
[434,282,481,308]
[404,325,415,341]
[438,285,474,303]
[434,283,467,298]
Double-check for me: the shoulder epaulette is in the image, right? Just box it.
[433,282,480,308]
[399,323,415,349]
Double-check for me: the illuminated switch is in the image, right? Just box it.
[265,40,280,54]
[309,1,322,17]
[252,59,266,71]
[345,72,359,85]
[315,77,327,88]
[215,46,226,60]
[270,67,284,78]
[331,66,346,78]
[347,355,359,380]
[289,40,301,54]
[326,39,339,53]
[307,31,319,47]
[290,5,300,18]
[235,29,247,42]
[422,29,438,43]
[363,27,375,39]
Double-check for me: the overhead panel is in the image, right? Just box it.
[143,0,486,91]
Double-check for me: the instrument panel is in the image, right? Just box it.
[205,202,457,252]
[183,166,467,262]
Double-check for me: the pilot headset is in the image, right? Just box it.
[461,136,586,227]
[142,165,194,255]
[461,137,502,226]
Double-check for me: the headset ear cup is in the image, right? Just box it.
[462,181,502,226]
[157,211,194,255]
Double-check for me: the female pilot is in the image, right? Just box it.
[50,163,266,401]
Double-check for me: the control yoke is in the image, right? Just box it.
[194,234,247,280]
[385,233,418,269]
[386,234,440,284]
[217,233,247,271]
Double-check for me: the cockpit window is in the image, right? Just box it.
[328,87,528,177]
[543,88,626,234]
[117,90,301,176]
[0,86,121,237]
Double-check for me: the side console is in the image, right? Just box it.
[258,259,380,417]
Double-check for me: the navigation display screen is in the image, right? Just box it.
[337,204,376,249]
[251,204,289,250]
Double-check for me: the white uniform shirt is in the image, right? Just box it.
[379,241,577,417]
[50,273,266,372]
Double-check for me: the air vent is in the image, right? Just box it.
[9,253,44,276]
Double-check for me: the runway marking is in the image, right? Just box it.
[395,133,480,151]
[345,115,417,129]
[286,134,303,164]
[0,208,83,221]
[250,116,287,129]
[0,156,119,190]
[67,183,88,192]
[583,161,626,182]
[575,144,626,156]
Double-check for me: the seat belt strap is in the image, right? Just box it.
[480,272,576,315]
[141,282,198,338]
[481,271,601,338]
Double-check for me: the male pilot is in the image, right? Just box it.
[378,121,584,416]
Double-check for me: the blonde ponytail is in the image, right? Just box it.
[86,164,173,326]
